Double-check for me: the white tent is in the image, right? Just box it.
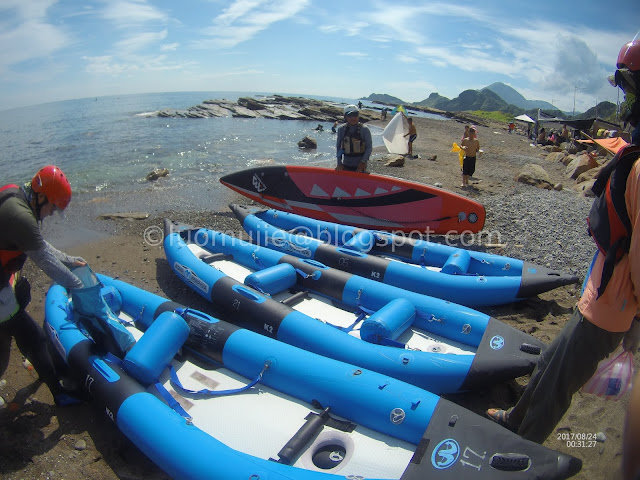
[514,114,535,123]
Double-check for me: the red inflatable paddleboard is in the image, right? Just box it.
[220,166,485,234]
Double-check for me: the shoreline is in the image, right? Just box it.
[0,114,632,480]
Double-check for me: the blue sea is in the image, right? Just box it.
[0,91,446,245]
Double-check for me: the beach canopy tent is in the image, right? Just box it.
[537,117,621,132]
[514,114,535,123]
[577,137,629,155]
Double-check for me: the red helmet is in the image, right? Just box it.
[617,40,640,71]
[610,40,640,96]
[31,165,72,210]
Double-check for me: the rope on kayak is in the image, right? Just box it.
[169,361,270,397]
[327,308,367,333]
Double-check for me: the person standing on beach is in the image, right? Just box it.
[487,38,640,444]
[460,127,480,188]
[336,105,372,173]
[404,117,417,158]
[0,166,86,406]
[461,125,470,143]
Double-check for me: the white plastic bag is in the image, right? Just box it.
[581,346,635,400]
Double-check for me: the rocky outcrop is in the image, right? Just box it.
[156,95,377,123]
[514,164,553,189]
[146,168,169,181]
[541,143,608,197]
[383,154,406,167]
[545,151,568,165]
[565,153,599,180]
[298,136,317,149]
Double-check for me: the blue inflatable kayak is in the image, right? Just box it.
[163,220,545,394]
[230,204,579,307]
[44,271,581,479]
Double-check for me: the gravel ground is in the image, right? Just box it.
[481,184,594,278]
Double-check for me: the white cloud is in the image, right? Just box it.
[339,52,368,58]
[385,80,440,103]
[101,0,168,28]
[202,0,312,48]
[0,0,57,20]
[202,67,265,79]
[396,54,419,64]
[161,43,180,52]
[83,55,131,75]
[83,53,186,76]
[114,29,168,54]
[0,1,70,74]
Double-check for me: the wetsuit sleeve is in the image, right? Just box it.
[0,200,46,252]
[362,126,373,163]
[626,161,640,310]
[336,126,344,164]
[25,242,82,289]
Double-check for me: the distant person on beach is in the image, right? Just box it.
[461,125,470,143]
[381,107,388,120]
[404,117,417,157]
[487,38,640,446]
[537,127,547,144]
[336,105,372,173]
[460,127,480,188]
[331,121,338,133]
[0,166,86,407]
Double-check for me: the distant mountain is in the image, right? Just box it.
[415,89,521,115]
[445,89,512,113]
[483,82,558,112]
[362,82,569,117]
[577,101,617,120]
[361,93,405,105]
[414,93,450,109]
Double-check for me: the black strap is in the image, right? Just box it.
[598,236,631,298]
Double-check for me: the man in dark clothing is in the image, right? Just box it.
[335,104,372,172]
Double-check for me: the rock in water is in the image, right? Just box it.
[298,136,317,149]
[147,168,169,181]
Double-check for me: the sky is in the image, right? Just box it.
[1,0,638,113]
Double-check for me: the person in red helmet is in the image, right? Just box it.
[486,38,640,446]
[610,38,640,144]
[0,165,85,406]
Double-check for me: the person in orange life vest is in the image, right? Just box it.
[0,166,86,406]
[487,39,640,444]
